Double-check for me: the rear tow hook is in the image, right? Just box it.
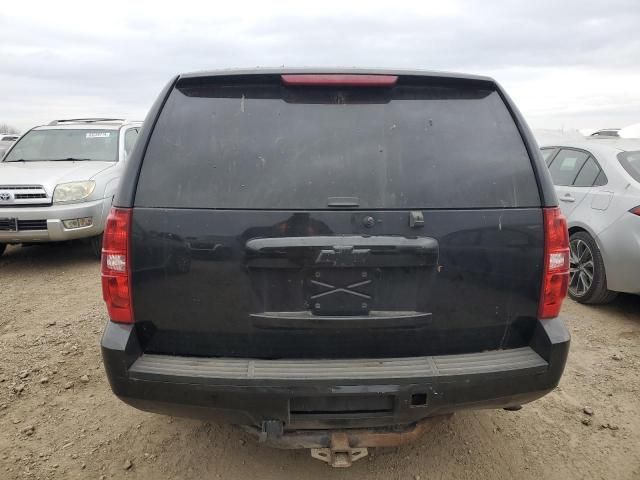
[310,433,368,468]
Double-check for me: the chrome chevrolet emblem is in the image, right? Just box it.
[315,245,370,266]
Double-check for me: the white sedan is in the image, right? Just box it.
[539,138,640,303]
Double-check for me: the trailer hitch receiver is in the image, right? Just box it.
[310,433,368,467]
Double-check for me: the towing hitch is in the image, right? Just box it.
[244,415,452,467]
[310,433,368,468]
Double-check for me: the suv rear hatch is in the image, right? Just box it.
[129,72,543,359]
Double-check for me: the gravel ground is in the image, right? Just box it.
[1,242,639,479]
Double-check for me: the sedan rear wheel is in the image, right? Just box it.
[569,238,594,297]
[568,231,617,304]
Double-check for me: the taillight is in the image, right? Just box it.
[281,74,398,87]
[630,206,640,216]
[101,207,133,323]
[538,207,569,319]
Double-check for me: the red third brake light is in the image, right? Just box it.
[538,207,569,319]
[281,74,398,87]
[101,207,133,323]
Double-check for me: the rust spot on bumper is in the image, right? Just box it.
[348,415,451,448]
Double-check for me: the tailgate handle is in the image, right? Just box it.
[246,236,438,255]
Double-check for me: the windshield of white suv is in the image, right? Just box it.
[2,129,119,162]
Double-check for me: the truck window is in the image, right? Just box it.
[136,79,540,209]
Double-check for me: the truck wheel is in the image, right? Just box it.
[568,231,617,304]
[0,244,6,257]
[90,234,103,260]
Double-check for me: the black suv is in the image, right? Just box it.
[101,69,570,467]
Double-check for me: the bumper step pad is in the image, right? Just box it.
[130,347,547,381]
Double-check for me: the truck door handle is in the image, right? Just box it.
[560,194,575,203]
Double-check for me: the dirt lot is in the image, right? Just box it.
[1,243,639,480]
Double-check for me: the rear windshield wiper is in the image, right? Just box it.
[3,158,28,162]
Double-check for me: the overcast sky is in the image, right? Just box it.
[1,0,639,132]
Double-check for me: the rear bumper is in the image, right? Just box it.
[0,198,109,243]
[101,318,570,433]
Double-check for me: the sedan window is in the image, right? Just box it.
[593,170,608,186]
[548,149,588,186]
[618,151,640,183]
[573,157,601,187]
[124,128,140,159]
[541,148,557,166]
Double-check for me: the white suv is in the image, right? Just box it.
[0,118,142,257]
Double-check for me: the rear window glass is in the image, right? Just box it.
[618,151,640,183]
[135,78,540,209]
